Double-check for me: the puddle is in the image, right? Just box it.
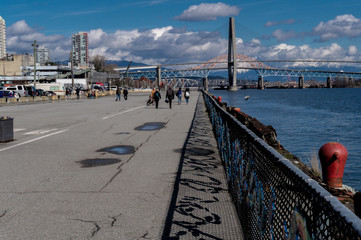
[78,158,121,168]
[117,132,130,135]
[97,145,135,155]
[135,122,166,131]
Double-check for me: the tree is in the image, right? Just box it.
[91,55,106,72]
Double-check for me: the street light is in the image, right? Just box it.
[32,40,38,89]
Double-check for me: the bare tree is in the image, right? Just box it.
[91,55,106,72]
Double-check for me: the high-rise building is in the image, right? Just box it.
[36,46,50,64]
[0,16,6,59]
[72,32,89,67]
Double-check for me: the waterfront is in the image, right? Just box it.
[209,87,361,191]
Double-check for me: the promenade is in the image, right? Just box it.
[0,92,243,239]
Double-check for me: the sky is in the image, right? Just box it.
[2,0,361,68]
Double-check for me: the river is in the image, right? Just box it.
[209,88,361,191]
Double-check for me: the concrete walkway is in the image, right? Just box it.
[162,94,244,239]
[0,91,243,239]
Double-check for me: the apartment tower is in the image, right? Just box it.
[36,46,50,64]
[0,16,6,59]
[72,32,88,67]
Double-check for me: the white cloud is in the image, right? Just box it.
[7,20,68,59]
[174,2,240,21]
[348,45,358,55]
[313,14,361,42]
[271,29,297,41]
[265,19,295,27]
[6,20,361,68]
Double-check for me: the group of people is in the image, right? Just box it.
[115,87,129,101]
[149,86,190,109]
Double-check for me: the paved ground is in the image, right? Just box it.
[0,92,242,239]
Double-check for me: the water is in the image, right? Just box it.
[210,88,361,191]
[135,122,166,131]
[98,145,135,155]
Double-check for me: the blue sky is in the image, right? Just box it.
[2,0,361,67]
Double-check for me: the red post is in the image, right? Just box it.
[318,142,348,188]
[217,96,222,103]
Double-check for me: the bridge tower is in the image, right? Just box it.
[299,76,305,89]
[327,76,332,88]
[228,17,238,91]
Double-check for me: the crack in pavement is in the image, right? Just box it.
[70,213,122,239]
[0,209,7,218]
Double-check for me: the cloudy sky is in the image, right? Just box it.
[2,0,361,68]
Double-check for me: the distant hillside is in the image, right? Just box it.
[106,60,148,68]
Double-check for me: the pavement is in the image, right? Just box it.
[0,92,243,239]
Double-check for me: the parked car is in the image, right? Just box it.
[25,86,37,97]
[0,85,27,97]
[0,90,16,98]
[45,91,56,96]
[36,89,45,96]
[94,85,105,91]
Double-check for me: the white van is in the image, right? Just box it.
[0,85,27,97]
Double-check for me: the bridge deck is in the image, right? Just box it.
[0,92,243,239]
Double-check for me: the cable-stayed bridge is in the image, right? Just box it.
[116,17,361,90]
[116,55,361,89]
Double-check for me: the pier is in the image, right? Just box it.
[1,90,361,239]
[0,92,242,239]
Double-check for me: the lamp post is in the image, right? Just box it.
[32,40,38,89]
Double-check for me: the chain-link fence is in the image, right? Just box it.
[203,91,361,239]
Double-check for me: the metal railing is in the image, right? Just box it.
[203,91,361,239]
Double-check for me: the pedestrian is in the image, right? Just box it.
[65,88,70,101]
[176,87,182,105]
[151,87,156,101]
[116,87,121,101]
[166,86,174,109]
[123,87,128,100]
[76,88,80,99]
[184,88,190,104]
[153,88,161,109]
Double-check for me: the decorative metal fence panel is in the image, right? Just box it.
[203,91,361,240]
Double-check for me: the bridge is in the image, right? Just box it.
[117,17,361,90]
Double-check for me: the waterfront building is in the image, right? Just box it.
[72,32,89,67]
[36,46,50,65]
[0,54,32,76]
[0,16,6,59]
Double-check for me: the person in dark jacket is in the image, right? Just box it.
[176,87,182,105]
[123,87,128,100]
[116,87,121,101]
[153,88,161,109]
[166,86,175,109]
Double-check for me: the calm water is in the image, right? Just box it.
[209,88,361,191]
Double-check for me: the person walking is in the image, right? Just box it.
[123,87,128,100]
[166,86,175,109]
[65,88,70,101]
[76,88,80,99]
[176,87,182,105]
[153,88,161,109]
[184,88,190,104]
[116,87,121,101]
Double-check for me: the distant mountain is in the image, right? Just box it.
[106,60,148,68]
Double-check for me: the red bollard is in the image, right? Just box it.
[217,96,222,103]
[318,142,348,188]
